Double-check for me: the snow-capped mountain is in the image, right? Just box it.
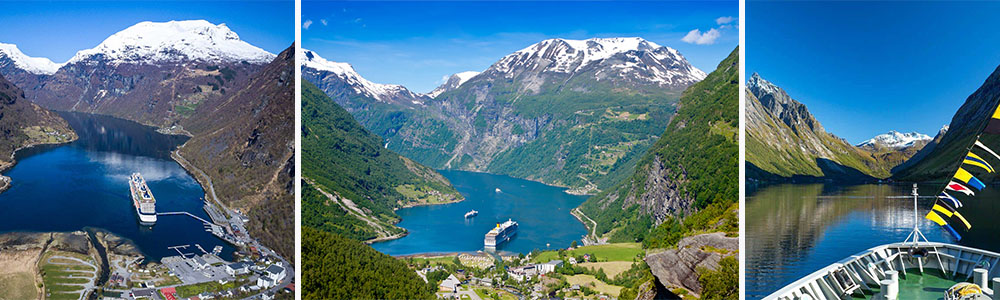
[426,71,479,98]
[0,43,61,75]
[482,37,706,89]
[300,48,423,104]
[67,20,274,66]
[857,131,931,149]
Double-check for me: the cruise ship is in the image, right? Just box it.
[484,219,517,248]
[128,173,157,225]
[465,210,478,218]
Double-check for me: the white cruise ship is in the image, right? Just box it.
[129,173,157,225]
[484,219,517,248]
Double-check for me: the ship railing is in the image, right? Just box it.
[763,242,1000,300]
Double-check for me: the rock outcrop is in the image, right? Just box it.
[644,232,738,297]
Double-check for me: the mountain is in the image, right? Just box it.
[745,73,895,181]
[0,73,76,172]
[577,47,737,243]
[7,20,273,128]
[0,43,60,75]
[303,37,705,194]
[426,71,479,98]
[576,47,738,298]
[893,63,1000,181]
[857,131,931,150]
[175,44,294,260]
[301,48,425,106]
[301,79,462,241]
[0,43,60,91]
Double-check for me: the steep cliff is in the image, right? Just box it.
[747,74,895,182]
[301,79,462,241]
[0,73,76,171]
[893,63,1000,181]
[177,45,294,260]
[577,47,737,244]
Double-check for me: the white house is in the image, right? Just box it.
[537,260,564,274]
[225,262,252,276]
[257,277,274,288]
[439,274,461,292]
[266,265,286,282]
[508,265,537,281]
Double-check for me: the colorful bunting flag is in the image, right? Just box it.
[946,181,976,196]
[975,140,1000,162]
[926,210,962,240]
[954,168,986,190]
[939,192,963,208]
[932,202,971,230]
[964,152,995,173]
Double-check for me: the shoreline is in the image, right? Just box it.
[0,133,79,195]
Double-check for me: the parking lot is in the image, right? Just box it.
[161,255,233,285]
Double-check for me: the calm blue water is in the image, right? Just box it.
[744,183,1000,299]
[372,170,590,256]
[0,112,234,262]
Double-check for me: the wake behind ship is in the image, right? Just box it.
[484,219,517,248]
[129,172,157,225]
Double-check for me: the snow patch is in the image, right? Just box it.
[0,43,62,75]
[857,131,931,149]
[67,20,275,65]
[300,48,412,102]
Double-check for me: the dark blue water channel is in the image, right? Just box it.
[372,170,590,256]
[0,112,234,262]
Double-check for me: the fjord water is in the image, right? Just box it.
[746,183,1000,299]
[0,112,234,262]
[372,170,589,256]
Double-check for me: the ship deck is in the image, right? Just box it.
[765,241,1000,300]
[850,269,968,299]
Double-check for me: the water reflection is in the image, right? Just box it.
[745,184,951,299]
[0,112,233,262]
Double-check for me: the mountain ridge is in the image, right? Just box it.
[303,37,704,193]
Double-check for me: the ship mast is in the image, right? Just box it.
[903,183,931,246]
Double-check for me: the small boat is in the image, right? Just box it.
[495,188,501,193]
[464,210,478,218]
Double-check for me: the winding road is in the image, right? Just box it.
[46,255,98,300]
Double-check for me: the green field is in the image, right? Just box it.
[531,243,643,263]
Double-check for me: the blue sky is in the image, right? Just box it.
[748,1,1000,144]
[303,1,738,93]
[0,1,293,63]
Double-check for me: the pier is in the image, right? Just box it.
[157,211,211,224]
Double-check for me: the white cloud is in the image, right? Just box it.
[303,19,313,29]
[321,19,328,26]
[716,16,736,25]
[681,28,721,45]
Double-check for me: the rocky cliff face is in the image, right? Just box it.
[644,232,738,297]
[177,45,295,260]
[894,64,1000,181]
[747,74,897,181]
[303,37,702,193]
[577,47,737,245]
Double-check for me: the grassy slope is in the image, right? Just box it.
[745,87,898,181]
[578,47,739,243]
[301,80,462,239]
[0,74,76,166]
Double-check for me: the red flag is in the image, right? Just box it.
[947,181,975,196]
